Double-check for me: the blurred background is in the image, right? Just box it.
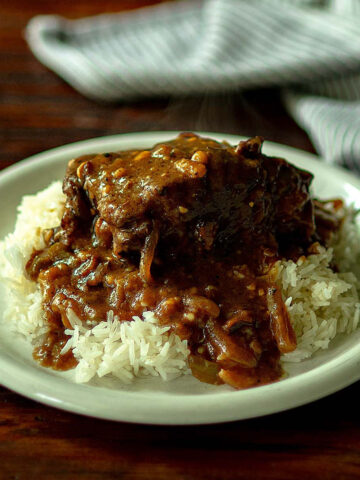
[0,0,315,172]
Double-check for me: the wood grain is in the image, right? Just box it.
[0,1,357,479]
[2,384,360,480]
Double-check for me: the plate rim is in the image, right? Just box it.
[1,130,360,425]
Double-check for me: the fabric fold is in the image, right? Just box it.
[26,0,360,170]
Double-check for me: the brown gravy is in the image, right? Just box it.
[26,134,340,388]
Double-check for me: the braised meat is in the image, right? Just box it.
[59,134,314,262]
[26,133,338,388]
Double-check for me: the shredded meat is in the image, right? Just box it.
[26,133,342,388]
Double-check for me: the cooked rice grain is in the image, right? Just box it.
[1,182,360,383]
[278,246,360,362]
[61,310,189,383]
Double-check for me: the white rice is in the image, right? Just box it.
[61,309,189,383]
[1,181,359,384]
[279,246,360,362]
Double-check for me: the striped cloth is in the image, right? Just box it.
[26,0,360,171]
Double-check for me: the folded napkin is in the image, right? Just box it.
[26,0,360,171]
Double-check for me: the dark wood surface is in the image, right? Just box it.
[1,2,360,479]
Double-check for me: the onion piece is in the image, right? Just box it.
[206,319,257,368]
[188,354,222,385]
[219,367,258,389]
[139,222,159,284]
[267,285,296,354]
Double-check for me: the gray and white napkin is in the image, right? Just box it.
[26,0,360,171]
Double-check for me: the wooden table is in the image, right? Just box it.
[1,2,360,479]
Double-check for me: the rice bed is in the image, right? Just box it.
[1,182,359,384]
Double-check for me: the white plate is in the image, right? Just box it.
[1,131,360,425]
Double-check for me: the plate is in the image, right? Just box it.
[1,131,360,425]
